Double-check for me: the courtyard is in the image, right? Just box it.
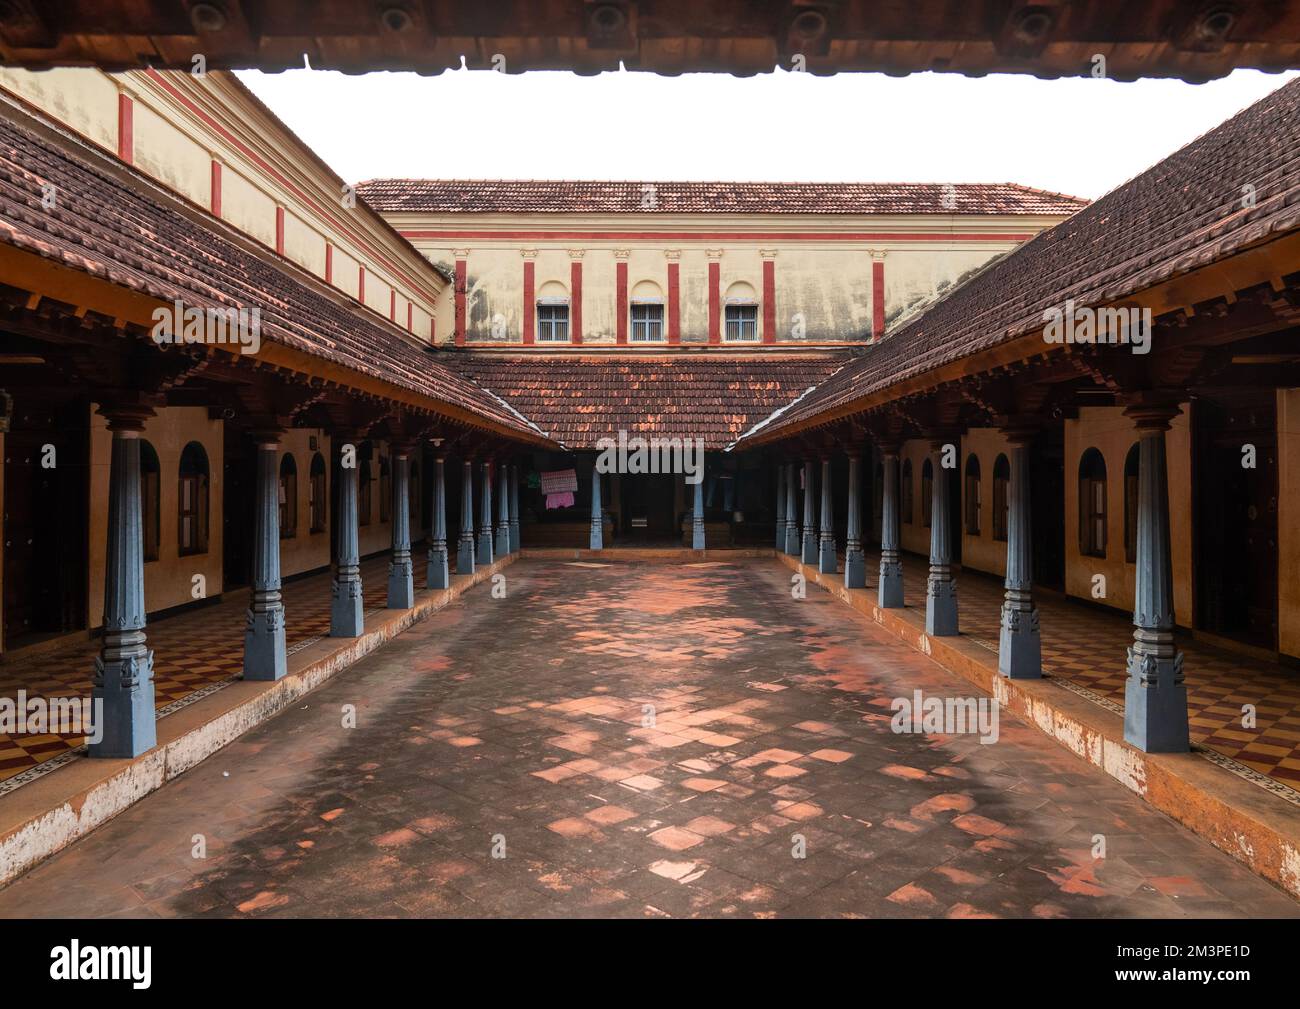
[2,559,1294,919]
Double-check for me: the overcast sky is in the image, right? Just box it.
[236,66,1297,201]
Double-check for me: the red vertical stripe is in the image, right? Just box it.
[407,301,413,332]
[325,243,333,284]
[275,206,285,254]
[117,93,133,164]
[455,259,467,346]
[359,265,366,303]
[210,160,222,217]
[872,259,886,340]
[390,289,396,321]
[616,259,628,345]
[763,259,777,344]
[522,259,535,346]
[708,260,721,344]
[570,259,583,345]
[667,261,680,345]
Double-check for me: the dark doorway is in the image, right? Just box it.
[621,473,676,541]
[222,426,254,591]
[1031,427,1066,592]
[1193,393,1278,649]
[2,394,89,646]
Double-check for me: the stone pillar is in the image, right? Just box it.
[998,432,1040,678]
[692,465,706,550]
[590,462,604,550]
[90,406,157,758]
[801,459,818,565]
[878,445,904,607]
[774,463,786,552]
[818,456,836,573]
[244,433,287,680]
[477,460,494,566]
[331,436,364,637]
[427,454,450,589]
[457,458,476,575]
[496,459,511,556]
[508,463,521,553]
[925,439,958,636]
[1123,401,1189,753]
[387,446,414,609]
[845,449,866,589]
[784,462,800,555]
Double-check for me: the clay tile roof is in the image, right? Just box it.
[0,103,550,444]
[735,77,1300,446]
[355,179,1088,217]
[444,353,855,450]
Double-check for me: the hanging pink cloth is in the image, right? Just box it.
[540,469,578,510]
[545,491,575,510]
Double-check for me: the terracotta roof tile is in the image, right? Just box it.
[355,180,1087,216]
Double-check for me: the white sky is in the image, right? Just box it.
[236,66,1298,201]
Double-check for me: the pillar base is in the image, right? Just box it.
[877,560,904,607]
[456,536,476,575]
[88,651,157,758]
[495,527,511,557]
[243,605,287,681]
[844,549,866,589]
[784,528,800,556]
[925,577,958,636]
[692,522,705,551]
[509,521,520,554]
[387,557,415,609]
[997,603,1041,678]
[330,575,364,637]
[427,545,450,589]
[801,533,817,566]
[1123,647,1190,752]
[590,522,603,551]
[476,533,494,567]
[818,537,836,574]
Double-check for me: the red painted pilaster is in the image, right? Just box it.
[407,301,413,332]
[872,257,886,340]
[455,258,467,346]
[358,264,366,304]
[667,258,680,345]
[615,258,628,345]
[210,160,222,217]
[570,259,583,345]
[117,93,134,164]
[763,258,777,344]
[708,259,721,345]
[522,258,535,346]
[325,243,333,284]
[390,289,396,321]
[275,206,285,255]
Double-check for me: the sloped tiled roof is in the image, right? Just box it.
[0,103,549,444]
[736,78,1300,445]
[445,353,854,450]
[356,179,1088,217]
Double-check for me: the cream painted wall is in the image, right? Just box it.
[1277,389,1300,658]
[0,67,118,152]
[88,405,224,626]
[222,165,277,248]
[1064,406,1193,623]
[277,430,332,580]
[898,440,933,557]
[961,429,1012,579]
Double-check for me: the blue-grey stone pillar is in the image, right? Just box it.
[775,463,786,551]
[925,439,958,636]
[784,462,800,555]
[692,465,706,550]
[801,460,818,565]
[427,454,450,589]
[998,432,1041,678]
[590,462,604,550]
[477,460,494,566]
[244,434,287,680]
[1123,403,1189,753]
[845,450,866,589]
[508,463,521,553]
[90,409,157,758]
[387,447,415,609]
[495,460,511,556]
[457,459,476,575]
[331,438,364,637]
[878,445,904,607]
[818,457,836,573]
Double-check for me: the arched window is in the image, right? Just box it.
[964,454,981,536]
[537,280,570,343]
[178,442,209,556]
[1124,442,1140,563]
[630,280,665,343]
[900,458,914,524]
[379,454,391,524]
[279,453,297,538]
[309,452,327,533]
[992,453,1010,542]
[1079,448,1107,558]
[724,281,759,341]
[358,442,373,526]
[921,458,933,529]
[140,440,160,562]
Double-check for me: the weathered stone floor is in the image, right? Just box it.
[0,559,1295,918]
